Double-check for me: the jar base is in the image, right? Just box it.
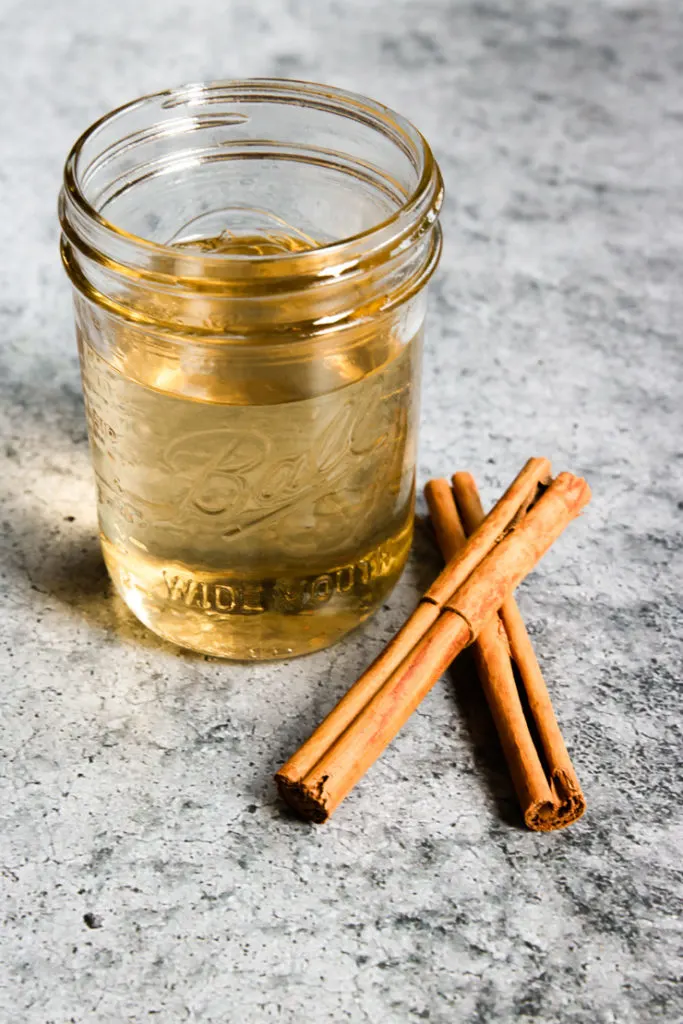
[101,529,412,661]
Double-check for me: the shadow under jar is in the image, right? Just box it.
[59,80,443,659]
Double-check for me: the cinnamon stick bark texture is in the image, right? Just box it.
[276,457,551,793]
[451,472,586,830]
[275,467,590,823]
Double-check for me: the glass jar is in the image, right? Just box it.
[59,80,443,660]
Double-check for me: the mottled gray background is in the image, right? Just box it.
[1,1,682,1021]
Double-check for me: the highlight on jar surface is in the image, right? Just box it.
[59,80,443,659]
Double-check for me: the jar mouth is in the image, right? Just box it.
[60,78,443,290]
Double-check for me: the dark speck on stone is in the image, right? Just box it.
[83,913,102,929]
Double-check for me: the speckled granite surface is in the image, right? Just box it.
[1,1,682,1021]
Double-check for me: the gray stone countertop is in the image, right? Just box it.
[1,1,681,1021]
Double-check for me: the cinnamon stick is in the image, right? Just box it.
[451,472,586,829]
[427,478,545,811]
[276,469,590,822]
[277,457,551,792]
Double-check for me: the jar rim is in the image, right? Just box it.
[61,78,443,277]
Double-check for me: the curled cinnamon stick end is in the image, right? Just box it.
[525,770,586,831]
[275,773,331,824]
[449,471,586,832]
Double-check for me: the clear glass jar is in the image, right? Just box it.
[59,80,443,659]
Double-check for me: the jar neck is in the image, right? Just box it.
[59,80,443,338]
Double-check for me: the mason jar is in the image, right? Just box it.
[58,80,443,659]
